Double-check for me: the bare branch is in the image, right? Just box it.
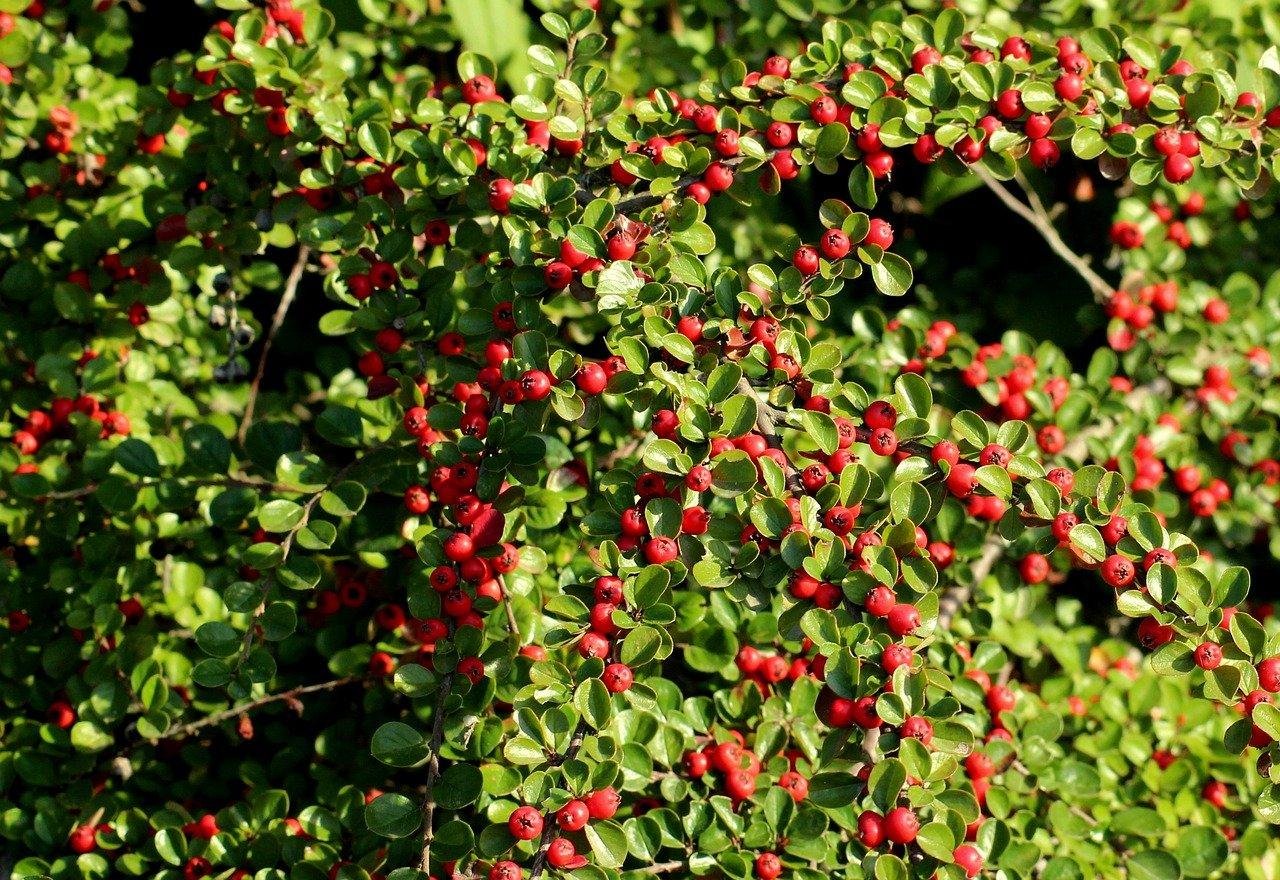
[240,245,311,443]
[973,167,1112,302]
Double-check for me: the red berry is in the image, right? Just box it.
[864,218,894,250]
[857,810,885,848]
[586,787,621,820]
[1260,657,1280,692]
[1163,153,1194,184]
[490,862,522,880]
[576,363,608,395]
[556,799,589,831]
[1194,642,1222,670]
[508,806,543,840]
[954,844,983,878]
[546,838,582,870]
[643,537,678,564]
[884,807,919,844]
[602,662,636,694]
[809,96,838,125]
[793,245,820,275]
[887,603,921,636]
[1100,554,1135,588]
[754,853,782,880]
[912,46,942,74]
[1019,553,1049,584]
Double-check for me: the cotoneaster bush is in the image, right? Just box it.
[3,2,1280,880]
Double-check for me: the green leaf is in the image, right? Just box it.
[194,622,240,658]
[719,394,758,437]
[116,439,162,477]
[435,818,475,860]
[1175,826,1227,877]
[436,764,484,810]
[894,372,932,418]
[357,122,394,163]
[183,425,232,474]
[870,253,913,296]
[259,499,304,532]
[1129,851,1181,880]
[365,793,421,838]
[371,721,430,768]
[915,821,954,861]
[869,759,906,812]
[574,678,614,730]
[1253,703,1280,742]
[621,625,663,666]
[807,771,860,808]
[583,819,628,868]
[1068,524,1106,564]
[711,451,757,496]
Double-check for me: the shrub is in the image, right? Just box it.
[2,2,1280,879]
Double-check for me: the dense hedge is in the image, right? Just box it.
[3,2,1280,880]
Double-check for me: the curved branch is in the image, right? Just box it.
[131,675,361,749]
[974,167,1112,303]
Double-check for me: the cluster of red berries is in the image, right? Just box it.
[163,5,307,137]
[542,236,645,293]
[1171,460,1234,519]
[889,317,957,375]
[960,343,1069,423]
[791,218,894,276]
[734,643,826,690]
[680,730,809,804]
[575,576,635,694]
[500,788,621,876]
[1104,281,1180,352]
[11,382,130,463]
[1100,432,1167,493]
[1149,193,1206,249]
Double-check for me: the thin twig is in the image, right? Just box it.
[504,593,522,641]
[140,676,359,746]
[635,861,686,875]
[239,245,311,443]
[417,667,457,873]
[973,167,1112,302]
[937,537,1004,630]
[36,474,303,502]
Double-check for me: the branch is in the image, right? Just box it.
[417,667,457,873]
[35,474,303,502]
[528,720,591,880]
[239,245,311,443]
[973,167,1112,303]
[937,537,1004,630]
[634,861,686,875]
[152,675,359,742]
